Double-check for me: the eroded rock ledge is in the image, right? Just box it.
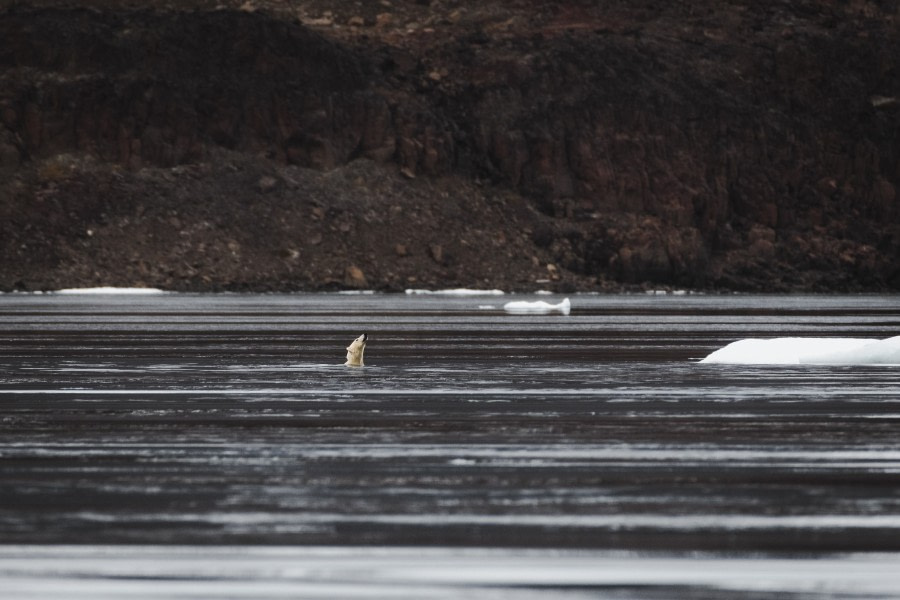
[1,2,898,292]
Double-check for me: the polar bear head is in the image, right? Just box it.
[345,333,367,367]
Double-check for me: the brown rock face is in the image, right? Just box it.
[1,2,899,292]
[1,8,375,167]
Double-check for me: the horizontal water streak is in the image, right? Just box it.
[2,546,900,599]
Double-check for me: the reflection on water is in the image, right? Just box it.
[1,293,899,598]
[4,546,900,600]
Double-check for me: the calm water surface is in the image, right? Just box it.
[1,293,899,598]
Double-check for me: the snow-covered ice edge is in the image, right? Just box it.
[701,336,900,365]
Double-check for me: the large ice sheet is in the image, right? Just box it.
[701,336,900,365]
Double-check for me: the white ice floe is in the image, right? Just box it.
[405,288,505,296]
[54,287,166,295]
[700,336,900,365]
[503,297,570,315]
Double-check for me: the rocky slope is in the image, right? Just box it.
[1,1,898,292]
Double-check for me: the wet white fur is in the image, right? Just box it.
[345,333,367,367]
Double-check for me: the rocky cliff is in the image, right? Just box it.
[1,1,898,292]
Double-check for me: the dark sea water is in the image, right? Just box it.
[1,292,899,599]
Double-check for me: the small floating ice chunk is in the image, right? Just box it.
[503,297,571,315]
[55,287,166,295]
[405,288,505,296]
[700,336,900,365]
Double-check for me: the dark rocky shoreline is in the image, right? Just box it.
[1,1,898,292]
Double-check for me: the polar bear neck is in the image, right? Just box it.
[346,346,365,367]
